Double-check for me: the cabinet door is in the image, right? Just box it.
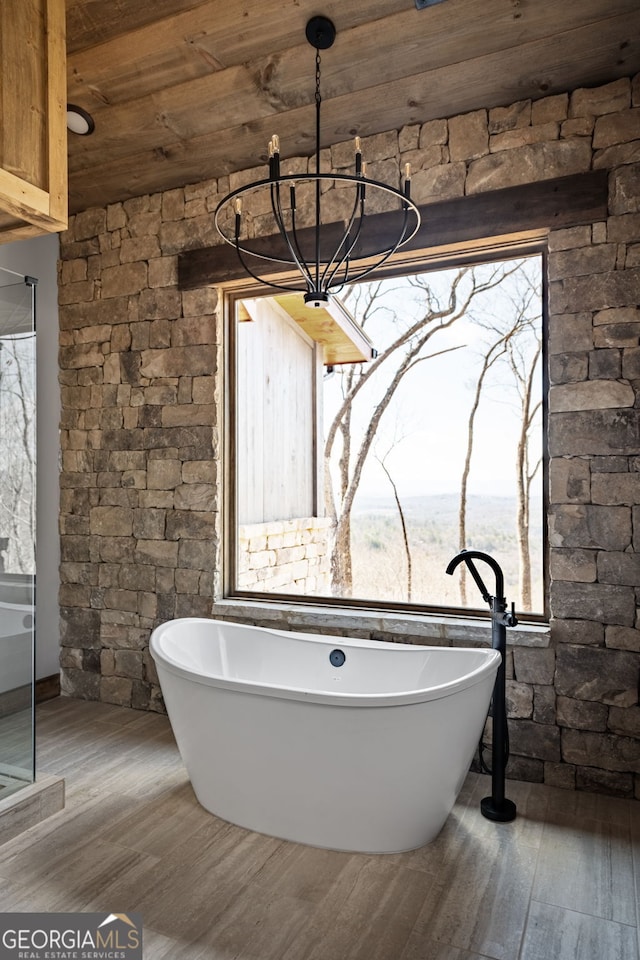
[0,0,67,243]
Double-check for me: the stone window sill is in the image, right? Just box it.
[211,598,550,648]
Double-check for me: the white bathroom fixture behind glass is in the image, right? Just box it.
[150,618,499,853]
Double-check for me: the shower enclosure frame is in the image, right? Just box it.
[0,265,37,798]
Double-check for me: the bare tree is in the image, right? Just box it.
[497,266,543,609]
[0,334,36,574]
[324,264,519,594]
[376,448,413,602]
[457,263,542,609]
[507,325,542,609]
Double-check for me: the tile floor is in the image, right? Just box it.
[0,697,637,960]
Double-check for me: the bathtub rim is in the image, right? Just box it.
[150,616,501,708]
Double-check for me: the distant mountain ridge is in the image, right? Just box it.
[353,493,543,534]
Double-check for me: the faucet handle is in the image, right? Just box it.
[504,602,518,628]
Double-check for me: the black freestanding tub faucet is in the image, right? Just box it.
[446,549,517,823]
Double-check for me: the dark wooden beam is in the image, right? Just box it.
[178,170,608,290]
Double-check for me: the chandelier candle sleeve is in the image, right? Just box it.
[355,137,362,176]
[268,136,281,179]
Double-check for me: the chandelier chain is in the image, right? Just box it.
[315,50,322,108]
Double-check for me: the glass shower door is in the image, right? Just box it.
[0,267,36,798]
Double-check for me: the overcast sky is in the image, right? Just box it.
[324,255,543,501]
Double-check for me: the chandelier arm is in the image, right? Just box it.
[332,205,413,286]
[285,189,318,292]
[289,207,307,273]
[314,182,364,292]
[324,256,351,296]
[350,199,413,269]
[232,214,307,293]
[271,181,314,291]
[321,232,355,292]
[320,242,351,292]
[321,193,366,291]
[232,237,309,294]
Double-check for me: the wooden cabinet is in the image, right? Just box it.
[0,0,67,243]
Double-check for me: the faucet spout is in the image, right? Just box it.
[446,548,504,604]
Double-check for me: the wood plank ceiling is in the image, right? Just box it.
[66,0,640,215]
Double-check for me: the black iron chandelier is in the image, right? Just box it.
[214,16,421,307]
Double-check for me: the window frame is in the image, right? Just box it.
[222,241,550,625]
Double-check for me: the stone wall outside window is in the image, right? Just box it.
[237,518,332,594]
[58,74,640,798]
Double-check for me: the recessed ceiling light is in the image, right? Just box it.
[66,104,95,136]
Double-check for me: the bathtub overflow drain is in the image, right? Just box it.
[329,649,346,667]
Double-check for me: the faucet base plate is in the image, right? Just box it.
[481,795,517,822]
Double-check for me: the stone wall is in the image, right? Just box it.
[58,74,640,798]
[237,518,332,594]
[58,196,220,710]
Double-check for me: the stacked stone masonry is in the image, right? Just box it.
[58,74,640,799]
[237,518,332,594]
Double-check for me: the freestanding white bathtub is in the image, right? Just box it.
[150,618,500,854]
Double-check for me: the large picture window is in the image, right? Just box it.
[228,253,545,618]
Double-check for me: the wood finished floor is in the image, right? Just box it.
[0,697,637,960]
